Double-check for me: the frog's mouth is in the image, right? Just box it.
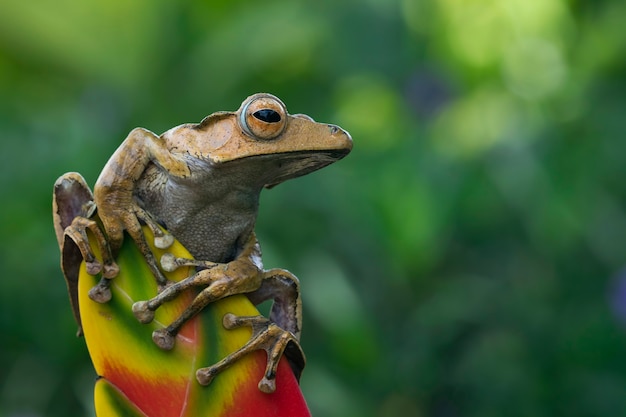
[214,148,350,190]
[261,148,351,188]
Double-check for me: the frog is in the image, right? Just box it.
[52,93,352,393]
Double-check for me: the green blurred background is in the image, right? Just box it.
[1,0,626,416]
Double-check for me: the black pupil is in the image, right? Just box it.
[253,109,281,123]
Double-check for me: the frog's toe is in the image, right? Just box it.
[160,253,178,272]
[88,280,112,303]
[152,328,176,350]
[133,205,173,250]
[196,367,219,386]
[222,312,239,329]
[159,253,218,272]
[102,262,119,278]
[132,301,155,324]
[154,233,174,249]
[85,261,102,275]
[258,376,276,394]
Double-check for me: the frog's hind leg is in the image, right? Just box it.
[129,241,305,391]
[247,269,302,340]
[225,269,305,385]
[195,269,306,392]
[131,232,263,342]
[132,260,262,349]
[130,258,219,327]
[196,313,305,393]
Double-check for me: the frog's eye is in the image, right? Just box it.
[253,109,281,123]
[239,94,287,140]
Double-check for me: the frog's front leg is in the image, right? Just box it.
[93,127,190,286]
[53,173,119,331]
[54,173,117,277]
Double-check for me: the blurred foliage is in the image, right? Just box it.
[1,0,625,416]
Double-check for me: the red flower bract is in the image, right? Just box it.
[79,226,310,417]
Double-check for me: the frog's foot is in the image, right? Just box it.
[131,251,251,328]
[130,259,220,326]
[54,172,117,279]
[131,253,219,329]
[105,203,173,288]
[63,215,119,304]
[132,261,262,348]
[65,216,119,304]
[65,216,119,280]
[195,313,305,393]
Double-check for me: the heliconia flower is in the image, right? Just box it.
[78,226,311,416]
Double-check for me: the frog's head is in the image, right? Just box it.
[189,93,352,188]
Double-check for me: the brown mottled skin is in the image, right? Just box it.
[53,93,352,392]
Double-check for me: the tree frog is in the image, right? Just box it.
[52,93,352,392]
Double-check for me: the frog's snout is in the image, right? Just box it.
[328,124,353,153]
[329,123,351,141]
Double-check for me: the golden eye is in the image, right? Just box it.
[239,94,287,140]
